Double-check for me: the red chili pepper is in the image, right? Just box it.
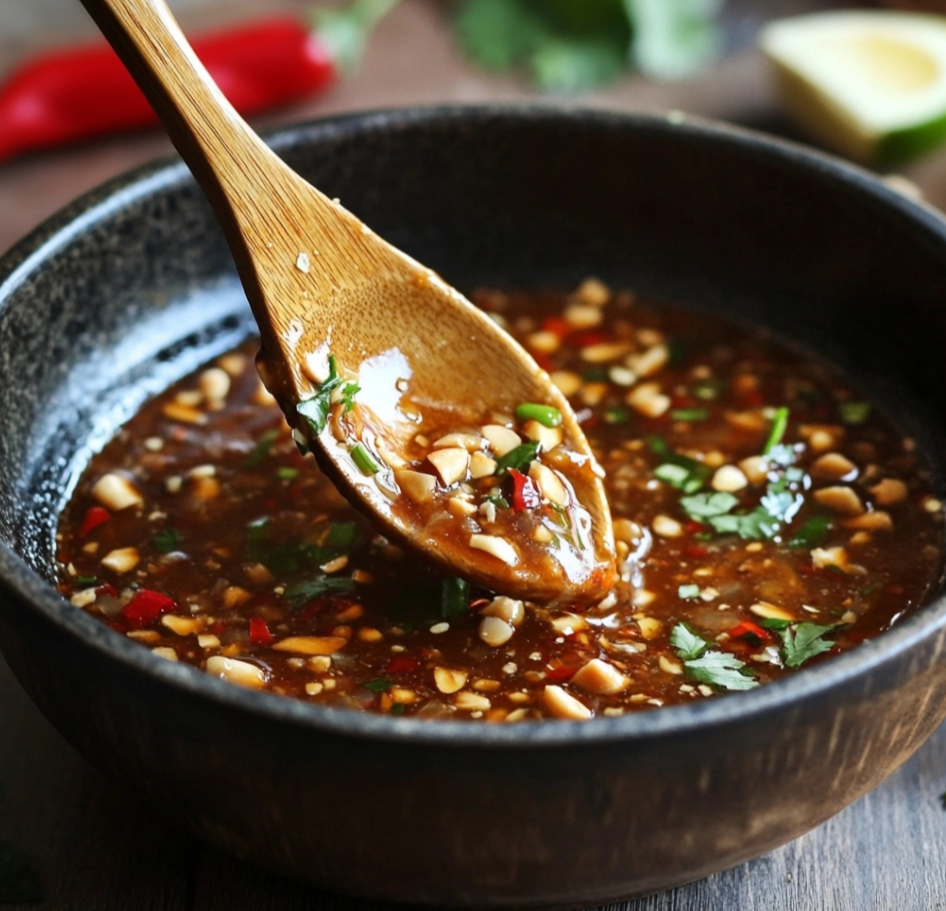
[95,582,118,598]
[386,654,419,675]
[684,520,706,536]
[570,330,608,348]
[79,505,111,537]
[541,316,571,338]
[249,617,274,646]
[0,17,336,163]
[121,589,176,628]
[683,544,708,559]
[729,620,770,642]
[544,665,576,683]
[507,469,541,511]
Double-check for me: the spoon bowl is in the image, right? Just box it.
[79,0,616,603]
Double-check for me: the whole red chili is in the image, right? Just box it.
[79,505,111,537]
[0,9,381,164]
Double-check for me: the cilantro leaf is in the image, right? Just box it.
[152,528,180,554]
[529,32,627,92]
[362,677,392,693]
[245,428,279,468]
[494,441,540,475]
[297,354,343,436]
[771,621,838,669]
[788,514,831,549]
[679,491,738,520]
[623,0,722,81]
[282,575,358,608]
[340,381,361,413]
[310,0,399,75]
[441,576,470,620]
[454,0,545,71]
[684,650,759,690]
[669,622,708,660]
[670,622,758,690]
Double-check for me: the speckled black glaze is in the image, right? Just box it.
[2,107,946,907]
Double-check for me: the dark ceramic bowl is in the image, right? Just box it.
[2,107,946,908]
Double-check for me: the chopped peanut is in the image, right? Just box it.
[482,424,521,457]
[206,656,266,689]
[626,382,671,418]
[395,469,437,503]
[427,447,470,486]
[571,658,629,695]
[813,486,865,515]
[542,685,592,720]
[469,534,519,565]
[868,478,908,506]
[91,473,143,511]
[810,453,857,481]
[100,547,140,574]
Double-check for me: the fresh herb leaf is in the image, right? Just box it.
[485,493,510,509]
[789,514,831,548]
[246,518,339,577]
[671,407,709,422]
[684,650,759,690]
[340,381,361,414]
[455,0,545,71]
[362,677,392,693]
[391,703,406,715]
[310,0,400,75]
[441,576,470,620]
[282,575,358,608]
[325,521,361,551]
[604,405,630,424]
[759,618,791,631]
[276,467,299,481]
[680,491,738,520]
[494,441,540,475]
[297,354,343,436]
[76,574,98,585]
[762,406,790,455]
[678,584,701,600]
[651,439,713,493]
[245,428,279,468]
[624,0,722,81]
[839,400,871,425]
[770,621,838,669]
[669,622,709,660]
[529,32,627,92]
[152,528,180,554]
[0,841,43,903]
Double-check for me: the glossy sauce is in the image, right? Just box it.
[57,281,945,721]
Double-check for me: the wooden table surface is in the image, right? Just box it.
[4,2,946,908]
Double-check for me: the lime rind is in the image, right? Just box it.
[761,11,946,166]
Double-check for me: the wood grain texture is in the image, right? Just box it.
[3,647,946,911]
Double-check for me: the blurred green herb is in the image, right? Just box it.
[454,0,720,91]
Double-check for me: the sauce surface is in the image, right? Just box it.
[57,281,945,721]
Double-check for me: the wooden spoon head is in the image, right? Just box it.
[241,179,616,605]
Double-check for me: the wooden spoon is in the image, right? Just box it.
[79,0,616,603]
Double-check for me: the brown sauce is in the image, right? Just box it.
[56,281,945,721]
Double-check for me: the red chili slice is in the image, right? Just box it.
[249,617,274,646]
[507,469,541,511]
[79,506,111,537]
[544,665,576,684]
[386,655,420,674]
[121,589,176,628]
[541,316,571,338]
[729,620,770,642]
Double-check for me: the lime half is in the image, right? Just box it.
[761,11,946,166]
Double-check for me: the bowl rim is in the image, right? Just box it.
[3,102,946,750]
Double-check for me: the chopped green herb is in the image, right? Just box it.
[151,528,181,554]
[678,583,701,600]
[789,515,831,548]
[494,441,540,475]
[441,576,470,620]
[485,493,510,509]
[839,400,871,425]
[362,678,392,693]
[626,0,722,81]
[297,354,344,436]
[762,406,790,455]
[325,521,361,551]
[692,377,726,401]
[340,381,361,413]
[276,467,299,481]
[766,620,838,669]
[515,402,563,427]
[650,438,712,493]
[671,407,709,422]
[76,574,98,585]
[350,442,381,475]
[282,575,358,608]
[669,623,758,690]
[604,405,630,424]
[679,491,739,520]
[245,428,279,468]
[684,650,759,690]
[582,366,609,382]
[390,703,407,715]
[669,623,709,660]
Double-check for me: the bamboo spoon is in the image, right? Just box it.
[79,0,616,603]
